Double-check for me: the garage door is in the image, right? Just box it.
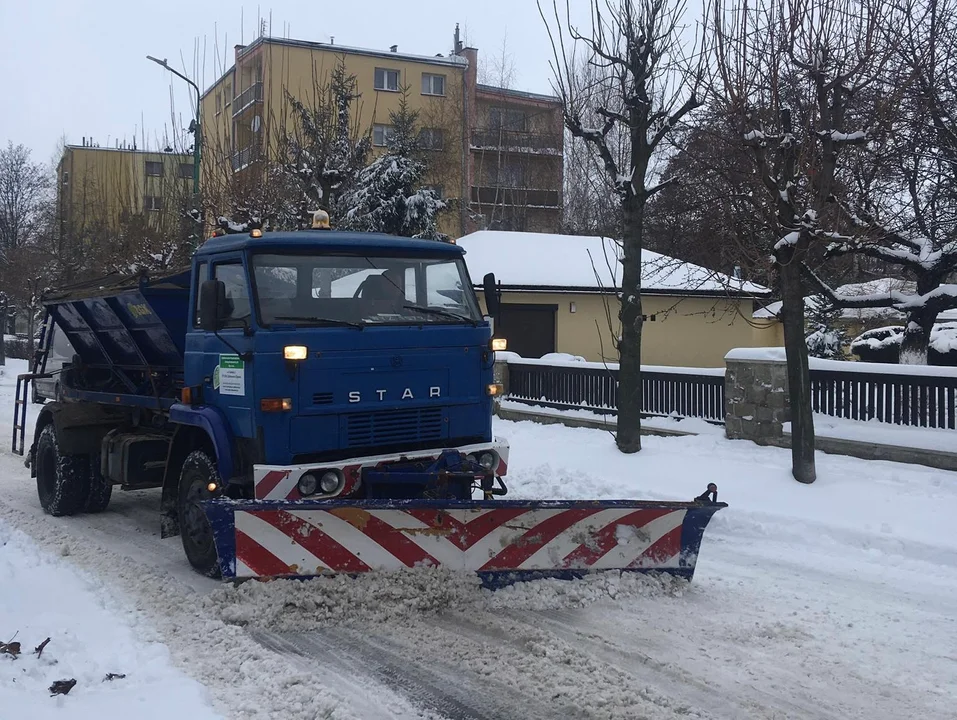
[497,304,556,359]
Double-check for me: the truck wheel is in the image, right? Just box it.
[178,450,222,578]
[35,424,90,517]
[85,458,113,513]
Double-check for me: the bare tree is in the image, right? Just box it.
[541,0,706,452]
[0,143,50,357]
[709,0,894,482]
[803,0,957,364]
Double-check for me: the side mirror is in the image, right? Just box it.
[482,272,500,317]
[199,279,227,332]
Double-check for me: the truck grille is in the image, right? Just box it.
[346,408,444,448]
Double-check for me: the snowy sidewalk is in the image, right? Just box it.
[0,519,222,719]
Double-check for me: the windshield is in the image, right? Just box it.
[251,252,483,327]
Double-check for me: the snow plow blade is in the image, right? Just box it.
[203,494,726,588]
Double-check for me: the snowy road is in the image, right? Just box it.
[2,362,956,719]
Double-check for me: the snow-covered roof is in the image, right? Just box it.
[458,231,770,296]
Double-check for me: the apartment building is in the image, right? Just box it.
[458,40,564,234]
[200,27,564,238]
[57,140,195,233]
[201,36,469,236]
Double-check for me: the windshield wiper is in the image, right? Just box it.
[402,304,477,326]
[273,316,363,329]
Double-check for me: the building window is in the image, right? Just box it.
[493,162,524,187]
[179,163,194,179]
[145,161,163,177]
[425,185,444,199]
[224,83,232,104]
[489,107,527,132]
[422,73,446,96]
[145,196,164,212]
[374,67,400,91]
[62,171,69,186]
[373,124,395,147]
[418,128,445,150]
[215,93,222,113]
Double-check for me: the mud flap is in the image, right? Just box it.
[204,497,726,588]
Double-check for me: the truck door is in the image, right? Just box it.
[202,256,257,439]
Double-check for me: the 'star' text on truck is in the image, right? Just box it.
[12,223,725,585]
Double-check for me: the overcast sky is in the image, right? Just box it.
[0,0,595,167]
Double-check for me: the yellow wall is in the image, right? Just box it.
[58,147,193,232]
[482,291,784,368]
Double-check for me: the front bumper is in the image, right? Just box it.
[253,438,510,500]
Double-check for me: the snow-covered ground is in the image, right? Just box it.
[1,359,956,719]
[0,521,222,719]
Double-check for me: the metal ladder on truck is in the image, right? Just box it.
[11,314,52,457]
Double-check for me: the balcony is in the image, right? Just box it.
[231,144,261,172]
[232,81,263,118]
[470,186,561,208]
[470,129,562,155]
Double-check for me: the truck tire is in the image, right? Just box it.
[35,424,90,517]
[178,450,222,578]
[85,458,113,513]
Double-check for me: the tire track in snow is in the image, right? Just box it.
[252,628,542,720]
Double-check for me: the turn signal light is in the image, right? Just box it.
[250,228,263,238]
[181,387,193,404]
[284,345,308,360]
[486,383,504,396]
[490,338,508,351]
[261,397,293,412]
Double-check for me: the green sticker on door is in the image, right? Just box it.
[217,354,245,396]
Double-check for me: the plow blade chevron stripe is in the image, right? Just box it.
[203,499,725,586]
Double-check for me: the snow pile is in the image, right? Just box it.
[538,352,586,363]
[208,567,680,633]
[0,520,221,720]
[791,414,957,453]
[458,230,770,295]
[851,321,957,363]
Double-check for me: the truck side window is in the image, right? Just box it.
[214,262,251,326]
[193,261,208,327]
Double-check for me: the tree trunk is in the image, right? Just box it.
[0,297,5,367]
[899,309,932,365]
[616,194,644,453]
[779,260,816,483]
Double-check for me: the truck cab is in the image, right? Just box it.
[183,230,507,504]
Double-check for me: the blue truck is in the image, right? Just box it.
[13,228,724,585]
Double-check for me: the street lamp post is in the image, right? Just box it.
[146,55,201,196]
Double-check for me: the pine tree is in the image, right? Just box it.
[282,56,371,226]
[805,294,848,360]
[341,92,447,240]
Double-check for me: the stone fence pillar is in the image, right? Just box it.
[724,348,790,443]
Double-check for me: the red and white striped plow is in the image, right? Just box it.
[204,498,726,587]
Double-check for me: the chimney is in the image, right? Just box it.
[390,44,398,53]
[454,23,463,54]
[235,44,246,63]
[330,36,334,44]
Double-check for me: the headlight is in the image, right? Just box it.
[478,451,496,470]
[298,472,319,496]
[486,383,504,396]
[284,345,308,360]
[491,338,507,351]
[319,471,341,494]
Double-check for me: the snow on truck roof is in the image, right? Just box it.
[456,231,771,296]
[196,231,465,257]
